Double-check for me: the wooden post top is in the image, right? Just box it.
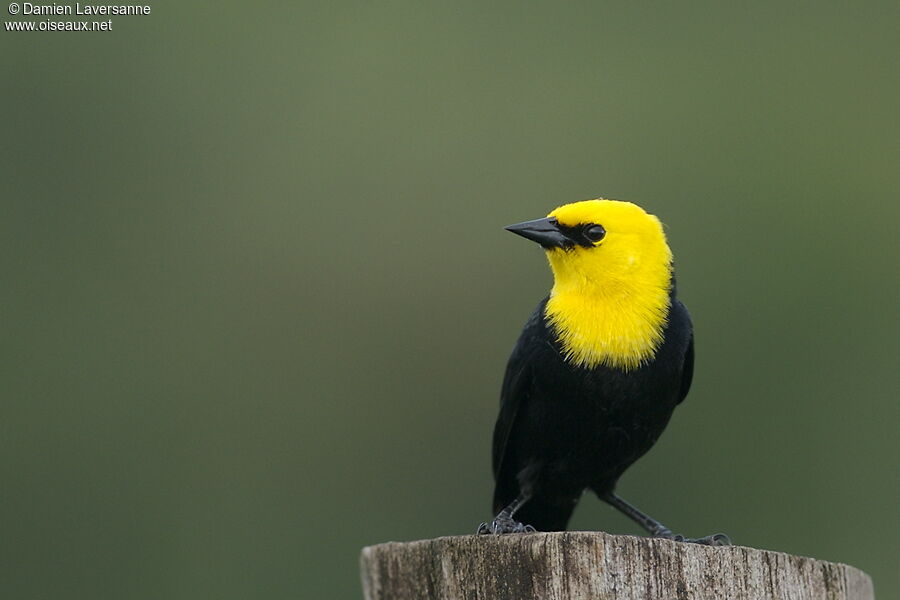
[361,531,873,600]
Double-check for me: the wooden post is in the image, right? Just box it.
[360,531,873,600]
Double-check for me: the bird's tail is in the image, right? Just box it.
[499,494,576,532]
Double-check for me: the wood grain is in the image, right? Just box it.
[360,531,873,600]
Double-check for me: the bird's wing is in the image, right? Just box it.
[677,332,694,405]
[491,350,528,478]
[491,301,546,507]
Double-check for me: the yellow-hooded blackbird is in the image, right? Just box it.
[478,199,729,546]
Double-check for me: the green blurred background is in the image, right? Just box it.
[3,2,899,598]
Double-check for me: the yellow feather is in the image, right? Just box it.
[543,199,673,371]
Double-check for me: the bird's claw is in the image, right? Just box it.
[476,518,536,534]
[694,533,731,546]
[657,531,731,546]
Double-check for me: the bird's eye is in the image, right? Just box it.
[584,224,606,243]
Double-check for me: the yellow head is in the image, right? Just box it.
[506,199,674,370]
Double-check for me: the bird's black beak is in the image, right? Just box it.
[505,217,571,249]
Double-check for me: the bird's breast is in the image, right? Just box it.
[544,288,671,371]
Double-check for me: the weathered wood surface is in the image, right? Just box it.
[360,531,873,600]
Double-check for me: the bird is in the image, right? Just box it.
[477,199,729,546]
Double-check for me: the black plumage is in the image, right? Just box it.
[490,292,693,532]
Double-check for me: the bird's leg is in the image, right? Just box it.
[476,494,537,534]
[600,491,730,546]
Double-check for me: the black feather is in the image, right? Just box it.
[490,290,694,531]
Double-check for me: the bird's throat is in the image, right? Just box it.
[545,277,671,371]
